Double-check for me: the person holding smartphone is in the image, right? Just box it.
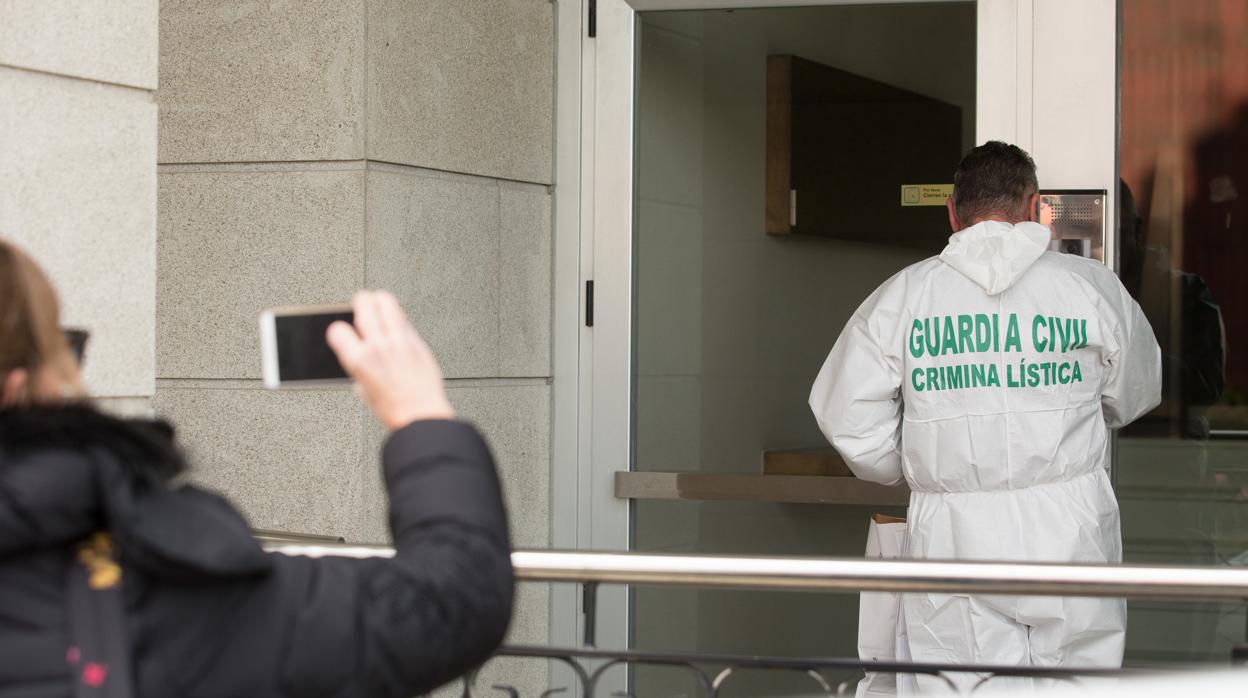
[0,238,513,697]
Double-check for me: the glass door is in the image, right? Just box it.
[1117,0,1248,666]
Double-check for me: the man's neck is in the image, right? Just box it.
[966,214,1020,226]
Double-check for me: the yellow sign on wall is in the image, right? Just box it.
[900,184,954,207]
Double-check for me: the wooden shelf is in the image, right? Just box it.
[762,447,852,477]
[615,472,910,506]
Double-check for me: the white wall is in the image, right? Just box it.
[977,0,1118,262]
[0,1,159,415]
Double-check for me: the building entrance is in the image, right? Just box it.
[627,4,975,695]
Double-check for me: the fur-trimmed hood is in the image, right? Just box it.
[0,404,270,580]
[0,403,187,483]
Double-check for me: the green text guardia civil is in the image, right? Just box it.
[908,313,1088,393]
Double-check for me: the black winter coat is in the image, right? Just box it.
[0,406,514,698]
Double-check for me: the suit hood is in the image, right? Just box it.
[939,220,1052,295]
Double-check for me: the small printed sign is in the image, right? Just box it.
[900,184,954,207]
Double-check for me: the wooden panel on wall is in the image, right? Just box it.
[765,54,962,252]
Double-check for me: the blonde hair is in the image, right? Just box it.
[0,238,84,405]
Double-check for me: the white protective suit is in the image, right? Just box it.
[810,220,1161,690]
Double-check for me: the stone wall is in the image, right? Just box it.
[155,1,554,694]
[0,0,159,415]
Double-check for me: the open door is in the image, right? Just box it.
[560,0,1118,692]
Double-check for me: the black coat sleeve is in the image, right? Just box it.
[273,420,514,698]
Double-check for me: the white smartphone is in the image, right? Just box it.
[259,304,354,389]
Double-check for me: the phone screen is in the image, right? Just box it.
[275,311,353,382]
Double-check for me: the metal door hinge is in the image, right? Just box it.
[585,280,595,327]
[588,0,597,37]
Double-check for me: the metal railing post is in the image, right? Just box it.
[582,582,599,648]
[1234,604,1248,666]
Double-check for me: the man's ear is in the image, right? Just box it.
[946,197,960,232]
[1,368,28,407]
[1027,192,1041,222]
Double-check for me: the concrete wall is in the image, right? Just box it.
[155,1,554,695]
[0,1,159,415]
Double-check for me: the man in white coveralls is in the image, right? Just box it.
[809,142,1162,690]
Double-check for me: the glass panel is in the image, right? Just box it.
[1119,0,1248,666]
[632,4,975,694]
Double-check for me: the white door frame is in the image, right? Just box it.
[551,0,1119,664]
[549,0,588,662]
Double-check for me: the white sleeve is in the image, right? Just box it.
[808,300,905,486]
[1101,287,1162,429]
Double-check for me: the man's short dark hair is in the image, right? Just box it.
[951,141,1039,225]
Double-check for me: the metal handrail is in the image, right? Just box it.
[262,545,1248,600]
[252,529,346,545]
